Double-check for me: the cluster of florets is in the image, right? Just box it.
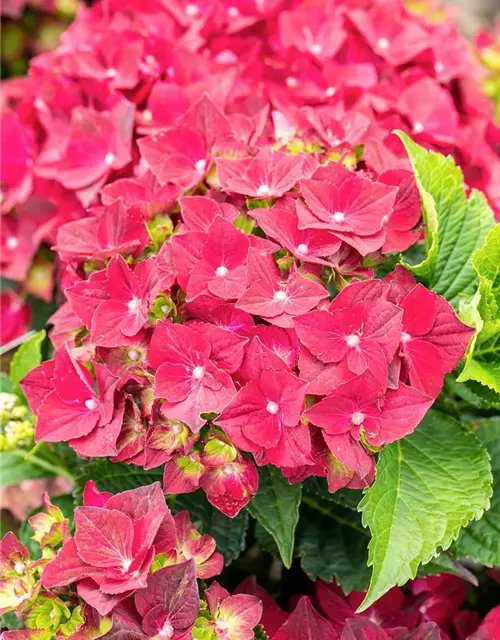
[0,482,264,640]
[244,573,500,639]
[20,134,473,515]
[1,0,500,313]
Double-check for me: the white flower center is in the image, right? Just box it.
[192,366,205,380]
[184,3,199,16]
[296,243,308,256]
[257,184,271,197]
[6,237,18,249]
[104,152,116,166]
[273,290,288,302]
[382,214,389,225]
[266,401,279,415]
[412,122,424,135]
[14,562,25,575]
[195,159,206,172]
[215,265,228,277]
[377,37,390,50]
[121,558,133,572]
[128,349,140,361]
[142,109,153,122]
[105,68,117,78]
[332,211,345,223]
[85,398,98,411]
[310,43,323,56]
[401,332,411,343]
[346,334,360,347]
[351,412,365,426]
[145,54,156,65]
[324,86,336,97]
[128,297,140,312]
[286,76,297,88]
[227,6,239,17]
[434,62,444,74]
[159,622,174,639]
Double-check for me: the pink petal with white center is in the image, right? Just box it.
[74,507,134,569]
[35,390,101,442]
[254,198,342,264]
[171,231,207,291]
[189,322,248,374]
[217,148,304,198]
[299,175,397,236]
[180,196,238,233]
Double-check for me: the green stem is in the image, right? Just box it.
[302,496,369,537]
[10,448,76,482]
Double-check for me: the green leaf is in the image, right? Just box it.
[453,418,500,566]
[417,552,478,585]
[298,502,370,593]
[457,225,500,394]
[247,466,302,568]
[396,132,495,308]
[0,611,24,630]
[0,450,55,487]
[302,477,361,511]
[444,375,500,410]
[73,460,163,505]
[358,411,492,611]
[9,330,46,387]
[254,521,279,557]
[254,625,270,640]
[0,373,13,393]
[173,491,249,565]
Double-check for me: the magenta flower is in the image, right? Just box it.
[348,4,432,65]
[205,581,263,640]
[399,284,474,398]
[295,300,403,388]
[151,322,236,431]
[201,452,259,517]
[27,347,120,452]
[55,200,149,263]
[236,249,328,328]
[252,197,342,265]
[217,148,305,199]
[299,170,397,237]
[36,101,134,201]
[279,7,347,61]
[134,561,199,639]
[0,111,34,212]
[165,511,224,580]
[273,596,337,640]
[42,483,177,615]
[0,290,31,346]
[186,216,250,301]
[216,369,308,457]
[306,372,432,478]
[399,77,459,145]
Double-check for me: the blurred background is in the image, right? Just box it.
[2,0,500,80]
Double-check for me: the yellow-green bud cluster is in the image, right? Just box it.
[0,393,34,451]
